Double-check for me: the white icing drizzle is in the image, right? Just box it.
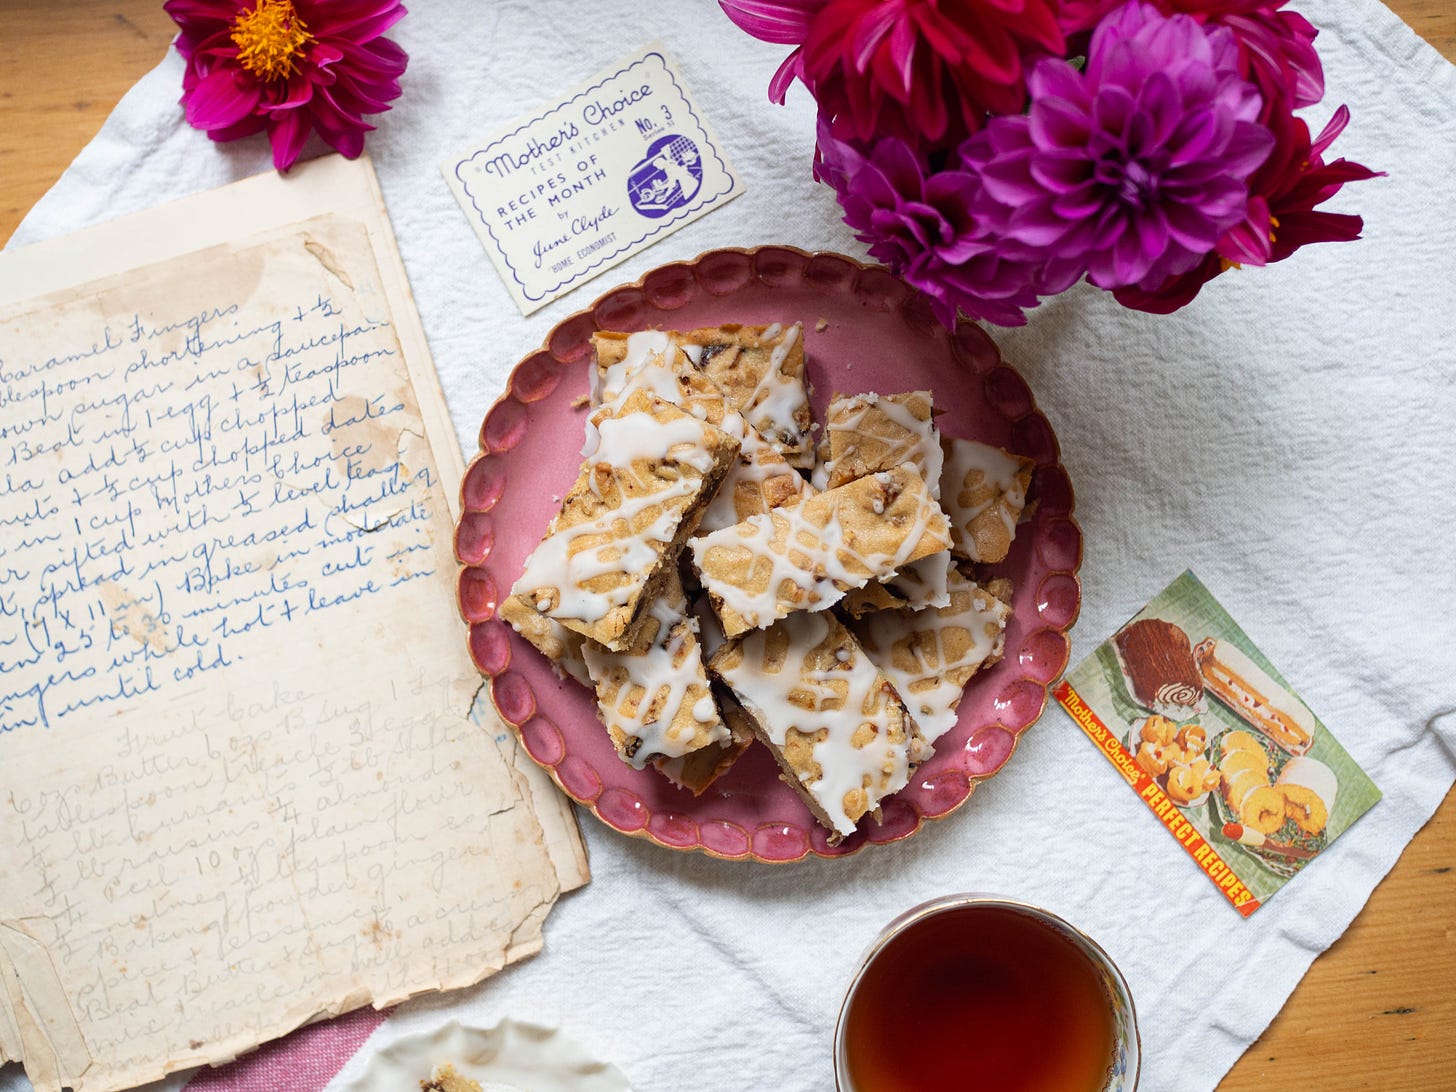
[582,578,728,768]
[809,458,830,492]
[592,332,810,536]
[593,330,675,408]
[941,437,1029,554]
[741,322,808,451]
[824,391,944,499]
[854,569,1009,744]
[884,550,953,610]
[690,466,945,632]
[601,324,810,461]
[681,323,810,455]
[697,426,814,533]
[514,401,720,629]
[716,611,918,836]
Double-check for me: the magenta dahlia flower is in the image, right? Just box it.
[1160,0,1323,110]
[165,0,408,171]
[722,0,1064,149]
[1114,105,1382,313]
[815,123,1045,326]
[968,1,1274,293]
[1059,2,1321,111]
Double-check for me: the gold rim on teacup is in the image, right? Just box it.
[833,893,1141,1092]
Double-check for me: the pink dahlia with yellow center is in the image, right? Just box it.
[165,0,408,171]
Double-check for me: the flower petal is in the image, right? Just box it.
[719,0,824,45]
[185,67,261,131]
[268,108,311,171]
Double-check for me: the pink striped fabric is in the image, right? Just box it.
[183,1007,391,1091]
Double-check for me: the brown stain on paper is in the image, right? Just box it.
[96,580,173,654]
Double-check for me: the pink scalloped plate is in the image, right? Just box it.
[456,246,1082,862]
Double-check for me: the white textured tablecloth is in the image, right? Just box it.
[6,2,1456,1090]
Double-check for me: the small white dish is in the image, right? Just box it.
[338,1018,632,1092]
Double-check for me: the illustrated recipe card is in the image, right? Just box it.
[1057,571,1380,917]
[443,43,742,313]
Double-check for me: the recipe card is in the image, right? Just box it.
[1057,571,1380,917]
[443,43,742,314]
[0,157,586,1092]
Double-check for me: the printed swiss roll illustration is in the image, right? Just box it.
[1113,617,1207,720]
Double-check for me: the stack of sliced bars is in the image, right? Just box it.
[502,322,1035,841]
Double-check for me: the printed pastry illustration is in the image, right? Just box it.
[1196,637,1315,755]
[1214,731,1340,872]
[1130,715,1220,806]
[1276,757,1339,836]
[1218,731,1285,835]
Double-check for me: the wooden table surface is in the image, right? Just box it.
[2,3,1453,1090]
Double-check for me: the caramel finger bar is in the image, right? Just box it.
[819,390,949,615]
[709,610,929,839]
[651,690,756,795]
[839,550,954,616]
[591,330,726,419]
[940,437,1034,564]
[497,597,590,686]
[591,330,812,534]
[690,465,952,638]
[507,389,738,651]
[697,425,814,533]
[594,323,814,468]
[850,567,1011,744]
[582,569,729,768]
[647,588,757,793]
[822,390,944,496]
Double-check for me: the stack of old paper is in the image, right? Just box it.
[0,158,587,1092]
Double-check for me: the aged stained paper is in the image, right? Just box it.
[0,161,585,1092]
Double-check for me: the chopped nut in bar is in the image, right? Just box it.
[582,568,729,768]
[822,389,944,495]
[594,323,814,468]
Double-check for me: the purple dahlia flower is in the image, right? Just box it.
[814,123,1045,327]
[967,0,1275,293]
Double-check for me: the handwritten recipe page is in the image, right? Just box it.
[0,158,585,1092]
